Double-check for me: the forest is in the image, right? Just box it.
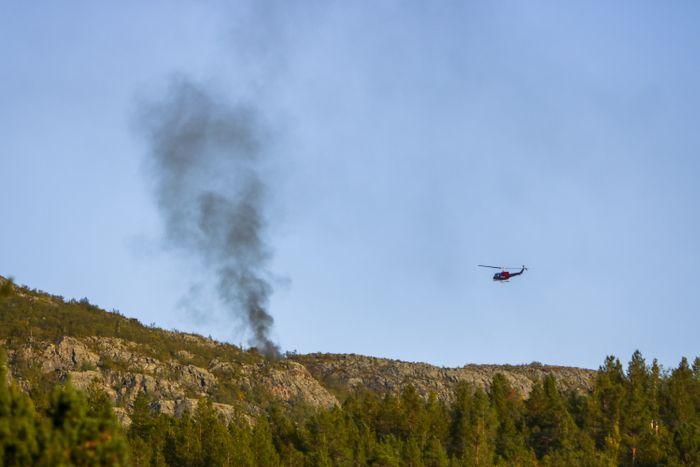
[1,349,698,466]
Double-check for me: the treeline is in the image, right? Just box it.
[1,351,698,466]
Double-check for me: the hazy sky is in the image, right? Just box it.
[2,1,699,369]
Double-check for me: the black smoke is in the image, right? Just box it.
[138,77,280,357]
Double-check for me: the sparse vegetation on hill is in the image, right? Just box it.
[0,275,698,465]
[0,275,260,365]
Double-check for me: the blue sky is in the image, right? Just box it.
[1,1,698,369]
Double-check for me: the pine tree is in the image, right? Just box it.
[449,382,474,459]
[127,392,162,466]
[585,355,625,459]
[620,350,653,464]
[372,434,402,466]
[251,416,280,466]
[164,411,201,466]
[193,399,235,466]
[663,357,699,465]
[228,416,255,467]
[402,435,424,466]
[636,358,667,464]
[129,392,155,442]
[399,385,428,442]
[489,373,534,464]
[0,351,40,465]
[42,381,129,465]
[266,402,307,465]
[450,383,497,465]
[425,393,450,449]
[525,375,576,459]
[423,435,449,467]
[376,393,403,439]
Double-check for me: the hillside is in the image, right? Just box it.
[1,275,698,465]
[0,274,593,424]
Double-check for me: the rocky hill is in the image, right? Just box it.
[0,275,595,424]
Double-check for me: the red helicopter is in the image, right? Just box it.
[478,265,528,282]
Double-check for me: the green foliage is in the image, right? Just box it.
[0,351,40,465]
[0,352,129,465]
[0,277,14,297]
[489,373,535,464]
[525,375,577,459]
[663,357,700,464]
[449,383,497,464]
[42,381,129,465]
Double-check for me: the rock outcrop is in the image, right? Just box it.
[41,337,100,373]
[293,353,595,401]
[4,335,339,424]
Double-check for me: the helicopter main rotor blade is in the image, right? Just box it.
[478,265,529,270]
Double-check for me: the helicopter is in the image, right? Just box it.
[478,265,528,282]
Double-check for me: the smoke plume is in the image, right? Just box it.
[139,78,280,357]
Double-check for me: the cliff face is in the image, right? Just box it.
[0,275,595,424]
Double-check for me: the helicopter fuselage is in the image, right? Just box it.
[493,271,510,281]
